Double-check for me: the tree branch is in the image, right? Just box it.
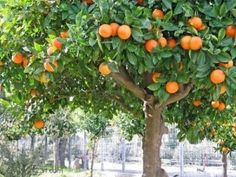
[111,67,146,101]
[163,83,193,106]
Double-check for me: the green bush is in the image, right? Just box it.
[0,141,45,177]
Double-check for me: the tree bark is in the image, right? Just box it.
[222,153,228,177]
[58,137,67,167]
[90,138,97,177]
[142,106,168,177]
[30,135,35,151]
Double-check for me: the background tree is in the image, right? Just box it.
[0,1,236,177]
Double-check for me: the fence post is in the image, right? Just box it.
[121,139,126,172]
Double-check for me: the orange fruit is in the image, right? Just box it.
[167,38,176,48]
[22,57,29,68]
[53,60,59,68]
[145,40,158,53]
[165,81,179,94]
[217,139,224,145]
[136,0,144,5]
[198,24,206,31]
[34,120,45,129]
[220,85,226,95]
[30,88,39,97]
[222,147,229,154]
[110,23,120,37]
[188,17,203,30]
[218,102,226,111]
[12,52,23,64]
[151,72,161,83]
[219,60,233,68]
[99,24,112,38]
[52,38,63,50]
[193,100,201,107]
[232,123,236,129]
[47,46,56,56]
[211,101,220,109]
[44,62,54,73]
[99,63,111,75]
[39,72,50,83]
[152,9,164,20]
[210,69,225,84]
[60,31,69,38]
[158,37,167,48]
[82,0,93,4]
[180,36,191,50]
[225,25,236,38]
[190,36,202,51]
[0,61,4,66]
[118,25,132,40]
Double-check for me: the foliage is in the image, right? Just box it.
[0,0,235,154]
[0,141,45,177]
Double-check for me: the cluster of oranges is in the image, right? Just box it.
[99,23,132,40]
[192,85,227,111]
[11,52,29,68]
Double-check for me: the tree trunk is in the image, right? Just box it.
[90,138,97,177]
[68,136,72,168]
[53,139,60,171]
[30,135,35,151]
[222,153,228,177]
[58,137,67,168]
[142,106,168,177]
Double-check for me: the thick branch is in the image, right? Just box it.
[163,83,193,106]
[111,67,146,101]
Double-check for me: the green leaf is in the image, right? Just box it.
[162,0,172,9]
[218,28,226,41]
[216,52,231,62]
[127,53,137,66]
[147,83,160,91]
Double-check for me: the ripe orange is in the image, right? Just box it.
[210,69,225,84]
[151,72,161,83]
[188,17,203,30]
[220,85,226,95]
[218,102,226,111]
[82,0,93,4]
[136,0,144,5]
[99,24,112,38]
[217,139,224,145]
[198,24,206,31]
[211,101,220,109]
[52,38,63,50]
[165,81,179,94]
[145,40,158,53]
[110,23,120,36]
[190,36,202,51]
[167,38,176,48]
[34,120,45,129]
[47,46,56,56]
[222,147,229,154]
[193,100,202,107]
[99,63,111,75]
[12,52,23,64]
[118,25,132,40]
[219,60,233,68]
[39,72,50,83]
[0,61,4,66]
[60,31,69,38]
[180,36,191,50]
[158,37,167,48]
[44,62,54,73]
[225,25,236,38]
[53,60,59,68]
[22,57,29,68]
[152,9,164,19]
[30,88,39,97]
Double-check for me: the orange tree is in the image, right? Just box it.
[0,0,236,176]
